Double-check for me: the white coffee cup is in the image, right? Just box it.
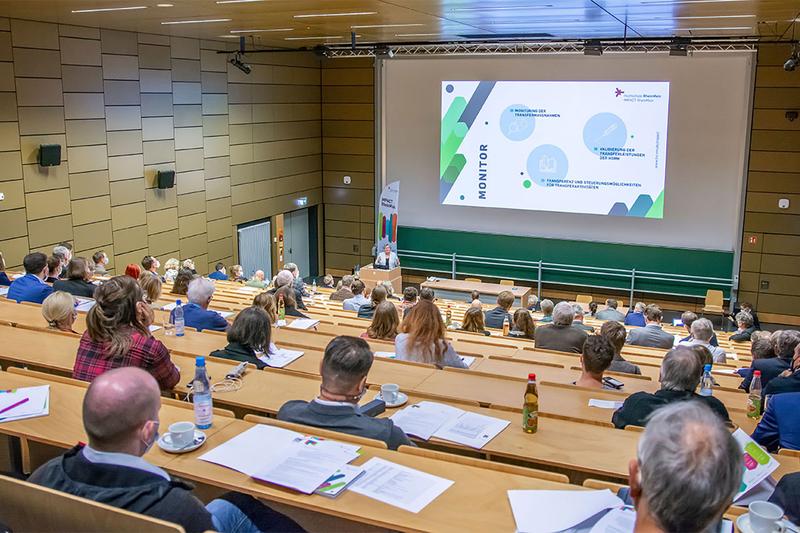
[749,501,787,533]
[168,421,196,448]
[381,383,400,404]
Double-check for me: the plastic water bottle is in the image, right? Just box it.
[699,364,714,396]
[747,370,762,419]
[172,300,185,337]
[193,356,213,429]
[312,279,317,294]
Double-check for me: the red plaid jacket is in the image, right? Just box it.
[73,329,180,390]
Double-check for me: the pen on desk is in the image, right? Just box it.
[0,397,29,415]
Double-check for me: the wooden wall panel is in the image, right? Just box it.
[321,57,375,276]
[740,43,800,325]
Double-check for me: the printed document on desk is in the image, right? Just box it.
[287,318,320,330]
[390,401,463,440]
[0,385,50,423]
[390,401,508,448]
[258,348,304,368]
[508,489,622,533]
[732,429,779,502]
[350,457,453,513]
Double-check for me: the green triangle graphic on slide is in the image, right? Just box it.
[645,190,664,218]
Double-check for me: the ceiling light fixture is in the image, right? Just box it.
[294,12,376,18]
[395,33,441,37]
[350,23,424,29]
[673,14,755,19]
[161,18,232,24]
[156,3,173,6]
[230,28,293,33]
[669,37,690,56]
[72,6,146,13]
[284,35,347,40]
[584,40,603,56]
[674,26,753,31]
[217,0,264,3]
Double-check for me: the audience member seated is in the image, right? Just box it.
[679,311,719,347]
[741,330,800,392]
[509,309,535,340]
[210,307,272,370]
[362,300,399,341]
[53,258,97,298]
[321,274,334,288]
[278,336,413,450]
[7,252,54,304]
[460,306,490,336]
[30,367,301,533]
[612,346,730,429]
[595,299,625,321]
[526,294,540,312]
[628,402,741,533]
[401,286,418,316]
[330,275,355,301]
[678,318,727,363]
[468,289,480,304]
[624,301,646,327]
[141,255,161,280]
[53,244,72,278]
[396,300,467,369]
[770,473,800,525]
[182,258,197,275]
[378,280,400,300]
[484,290,514,329]
[357,284,387,319]
[588,301,598,318]
[124,263,141,279]
[752,391,800,452]
[625,305,673,349]
[208,262,228,281]
[163,258,180,282]
[571,304,595,332]
[762,343,800,398]
[729,311,757,342]
[343,280,370,312]
[138,272,162,306]
[419,287,435,302]
[252,292,277,323]
[538,299,555,323]
[750,331,775,360]
[0,251,10,286]
[269,269,307,310]
[73,276,179,389]
[170,268,195,296]
[245,269,268,288]
[275,285,309,319]
[600,320,642,375]
[173,277,228,332]
[230,264,246,283]
[42,291,78,334]
[45,255,62,283]
[726,301,761,331]
[283,262,308,297]
[92,250,109,276]
[574,336,616,390]
[534,302,588,354]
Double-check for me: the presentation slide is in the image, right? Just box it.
[440,81,670,218]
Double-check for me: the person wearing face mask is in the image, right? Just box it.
[92,250,109,276]
[278,336,413,450]
[28,367,302,533]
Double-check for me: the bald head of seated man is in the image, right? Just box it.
[629,401,742,533]
[29,367,301,533]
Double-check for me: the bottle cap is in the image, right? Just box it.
[176,299,181,306]
[196,356,206,367]
[754,370,761,376]
[704,364,712,371]
[528,373,536,381]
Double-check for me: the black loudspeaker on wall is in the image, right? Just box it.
[38,144,61,167]
[157,170,176,189]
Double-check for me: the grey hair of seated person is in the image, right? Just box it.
[552,302,575,326]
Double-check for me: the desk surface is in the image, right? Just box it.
[421,278,530,298]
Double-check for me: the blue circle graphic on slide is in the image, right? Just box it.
[583,112,627,153]
[500,105,536,141]
[527,145,568,186]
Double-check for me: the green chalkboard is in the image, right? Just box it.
[397,226,734,298]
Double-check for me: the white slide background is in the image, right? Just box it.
[383,54,754,252]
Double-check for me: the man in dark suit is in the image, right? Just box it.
[729,311,758,342]
[534,302,588,354]
[740,330,800,393]
[484,291,514,330]
[612,346,730,429]
[278,336,413,450]
[752,392,800,452]
[625,304,674,349]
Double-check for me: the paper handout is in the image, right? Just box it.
[0,287,8,297]
[374,351,397,359]
[390,401,509,448]
[258,347,304,368]
[508,489,622,533]
[0,385,50,423]
[732,428,780,502]
[74,298,96,312]
[214,310,234,319]
[350,457,454,513]
[588,507,637,533]
[287,318,320,330]
[315,464,366,498]
[459,356,476,367]
[588,399,624,410]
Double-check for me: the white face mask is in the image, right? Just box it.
[141,421,160,454]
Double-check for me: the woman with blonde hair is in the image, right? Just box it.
[138,272,163,305]
[252,292,277,323]
[163,258,180,282]
[395,300,466,369]
[230,264,246,282]
[182,258,196,274]
[362,300,399,341]
[42,291,78,333]
[460,306,490,336]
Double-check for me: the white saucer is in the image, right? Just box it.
[737,513,792,533]
[376,392,408,408]
[157,430,207,454]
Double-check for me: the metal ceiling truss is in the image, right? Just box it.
[320,39,758,58]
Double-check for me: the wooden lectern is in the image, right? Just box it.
[359,265,402,294]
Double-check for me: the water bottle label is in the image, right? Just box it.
[195,399,213,428]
